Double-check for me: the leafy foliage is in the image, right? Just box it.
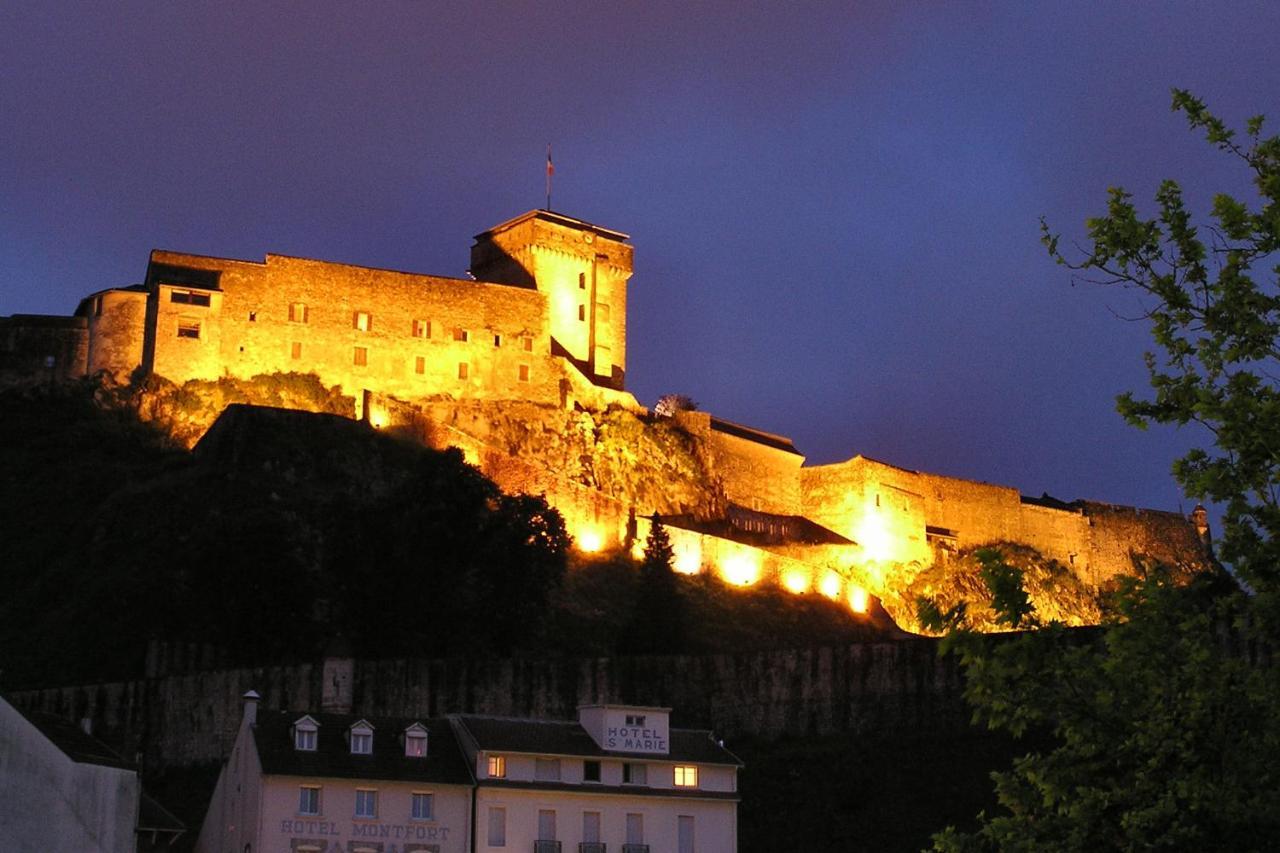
[929,92,1280,851]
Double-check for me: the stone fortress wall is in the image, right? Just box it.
[0,207,1213,627]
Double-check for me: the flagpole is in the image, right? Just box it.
[545,143,553,211]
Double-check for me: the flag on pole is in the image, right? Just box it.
[545,144,554,210]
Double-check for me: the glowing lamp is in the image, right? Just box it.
[849,585,869,614]
[577,529,603,553]
[819,572,842,600]
[673,542,702,575]
[720,553,760,586]
[781,570,810,594]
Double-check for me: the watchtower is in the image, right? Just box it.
[470,210,633,390]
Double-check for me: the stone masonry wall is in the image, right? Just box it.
[10,641,965,771]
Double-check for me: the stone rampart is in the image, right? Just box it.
[10,641,964,771]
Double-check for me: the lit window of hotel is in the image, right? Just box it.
[518,364,530,382]
[458,362,469,380]
[177,319,200,339]
[288,302,309,323]
[353,310,371,331]
[299,785,320,815]
[291,341,302,360]
[294,718,318,751]
[674,765,699,787]
[354,347,368,366]
[411,792,434,820]
[349,722,373,754]
[487,755,506,778]
[405,726,428,757]
[452,327,469,342]
[583,760,601,783]
[535,758,561,781]
[622,762,646,785]
[354,789,377,819]
[170,290,211,307]
[415,356,425,375]
[412,319,431,338]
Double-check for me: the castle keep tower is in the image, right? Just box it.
[470,210,633,390]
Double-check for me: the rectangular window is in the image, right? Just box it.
[406,732,427,757]
[170,290,211,307]
[354,788,377,818]
[289,302,309,323]
[583,812,601,843]
[295,728,316,751]
[578,272,586,289]
[354,346,368,366]
[623,763,646,785]
[626,813,643,845]
[452,327,469,342]
[351,731,372,754]
[678,815,695,853]
[535,758,561,781]
[299,786,320,815]
[522,336,533,352]
[411,792,433,820]
[177,319,200,339]
[487,755,506,778]
[578,304,586,321]
[487,806,506,847]
[493,334,502,347]
[583,760,601,783]
[457,362,469,380]
[412,319,431,338]
[538,810,557,841]
[415,356,425,375]
[596,303,610,323]
[248,311,257,322]
[674,765,699,787]
[353,310,371,331]
[518,364,530,382]
[625,714,646,727]
[291,341,302,360]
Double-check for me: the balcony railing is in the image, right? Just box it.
[622,845,650,853]
[534,842,562,853]
[578,844,606,853]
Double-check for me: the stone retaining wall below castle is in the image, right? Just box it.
[10,640,965,770]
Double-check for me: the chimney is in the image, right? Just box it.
[1191,505,1211,543]
[243,690,261,726]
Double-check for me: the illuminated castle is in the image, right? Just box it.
[0,209,1213,628]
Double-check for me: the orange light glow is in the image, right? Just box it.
[848,584,869,613]
[781,570,810,594]
[673,540,702,575]
[577,529,603,553]
[819,571,842,599]
[367,408,387,429]
[720,552,761,586]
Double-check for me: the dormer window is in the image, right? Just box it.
[293,716,319,751]
[625,714,646,727]
[404,723,428,758]
[349,720,374,755]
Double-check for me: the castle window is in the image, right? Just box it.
[291,342,302,360]
[596,303,610,323]
[171,290,211,307]
[674,765,699,787]
[458,362,469,380]
[248,311,257,322]
[578,304,586,322]
[354,789,377,819]
[299,785,321,815]
[578,272,586,290]
[288,302,309,323]
[518,364,530,382]
[488,755,506,778]
[415,356,425,375]
[411,792,433,820]
[522,336,533,352]
[354,347,368,366]
[494,334,502,347]
[177,319,201,339]
[452,327,469,342]
[412,319,431,338]
[353,311,371,332]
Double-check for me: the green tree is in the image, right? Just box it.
[927,92,1280,851]
[622,517,687,653]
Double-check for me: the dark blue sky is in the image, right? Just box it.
[3,2,1278,522]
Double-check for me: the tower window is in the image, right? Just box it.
[412,319,431,338]
[177,319,201,339]
[415,356,425,375]
[578,272,586,290]
[354,347,368,366]
[578,304,586,322]
[248,311,257,322]
[518,364,530,382]
[522,336,533,352]
[353,311,371,332]
[452,327,469,342]
[289,302,309,323]
[494,334,502,347]
[458,362,469,380]
[291,342,302,360]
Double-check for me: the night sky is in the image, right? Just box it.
[4,2,1278,525]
